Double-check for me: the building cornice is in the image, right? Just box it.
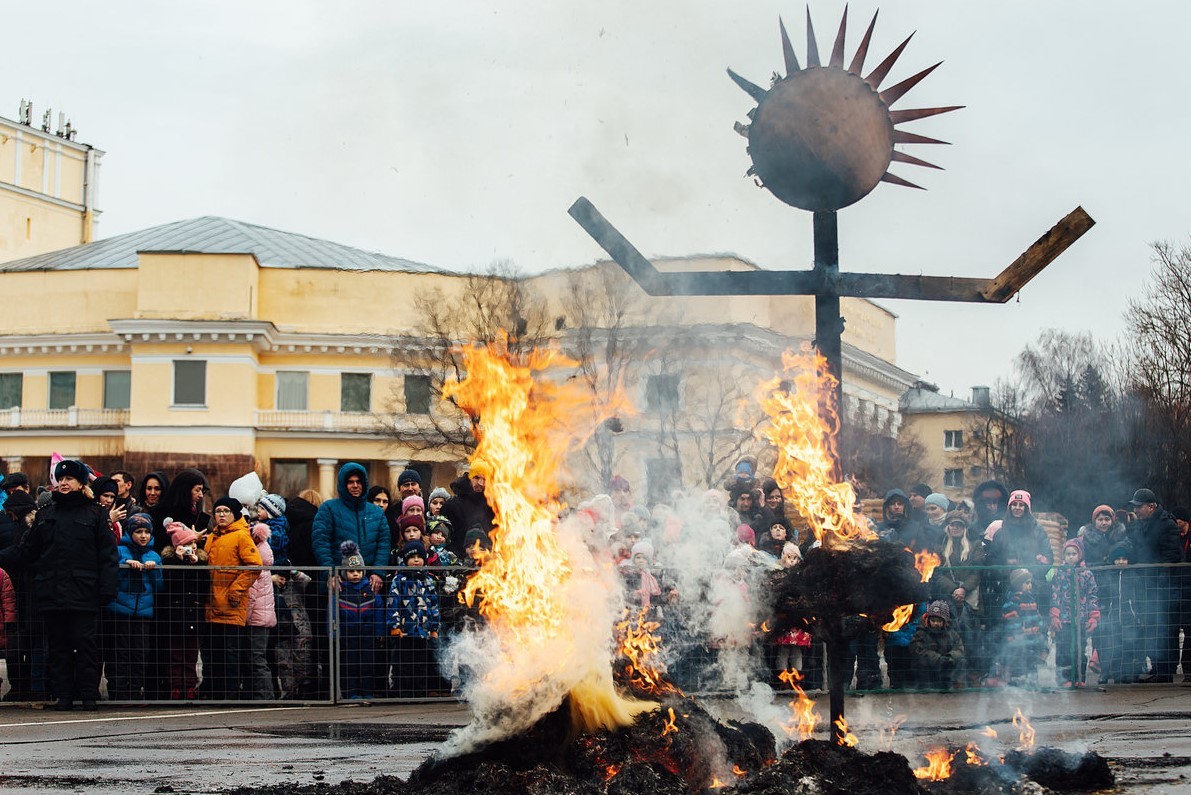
[0,331,126,355]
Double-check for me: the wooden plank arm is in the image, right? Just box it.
[981,207,1096,303]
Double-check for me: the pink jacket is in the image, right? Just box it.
[246,524,277,629]
[0,567,15,648]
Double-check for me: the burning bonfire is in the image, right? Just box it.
[246,341,1112,795]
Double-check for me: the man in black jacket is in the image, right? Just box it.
[443,461,495,559]
[0,459,118,710]
[1126,488,1182,682]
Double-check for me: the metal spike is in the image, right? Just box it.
[865,32,914,89]
[848,10,878,75]
[805,7,821,68]
[892,150,943,170]
[881,172,925,190]
[890,105,964,124]
[779,17,801,75]
[734,121,751,138]
[894,129,951,145]
[727,68,768,102]
[880,62,942,106]
[830,5,848,68]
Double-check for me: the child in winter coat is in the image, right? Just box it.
[996,568,1048,686]
[1096,542,1143,683]
[623,540,662,613]
[771,543,811,679]
[335,541,387,699]
[910,600,965,689]
[103,513,163,700]
[246,522,277,700]
[255,493,290,567]
[388,541,441,697]
[1049,539,1100,686]
[0,564,16,696]
[159,521,210,699]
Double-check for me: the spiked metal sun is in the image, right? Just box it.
[730,7,962,212]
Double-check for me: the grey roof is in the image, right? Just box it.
[900,385,978,413]
[0,216,442,273]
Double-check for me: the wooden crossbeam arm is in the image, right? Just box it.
[981,206,1095,302]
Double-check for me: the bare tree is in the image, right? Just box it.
[1124,241,1191,506]
[841,411,930,498]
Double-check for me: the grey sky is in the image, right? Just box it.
[6,1,1185,397]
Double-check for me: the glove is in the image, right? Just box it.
[444,575,459,594]
[390,627,404,637]
[429,631,439,638]
[1049,608,1061,633]
[1086,610,1100,634]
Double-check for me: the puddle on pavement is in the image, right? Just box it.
[246,722,454,744]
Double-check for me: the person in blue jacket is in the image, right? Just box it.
[103,513,163,700]
[312,463,388,594]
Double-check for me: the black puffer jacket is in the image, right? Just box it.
[442,475,495,558]
[0,490,118,612]
[285,496,320,568]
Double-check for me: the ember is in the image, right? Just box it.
[833,717,858,748]
[914,748,956,781]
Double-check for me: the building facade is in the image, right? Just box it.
[899,383,996,502]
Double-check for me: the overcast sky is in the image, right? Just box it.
[6,1,1187,397]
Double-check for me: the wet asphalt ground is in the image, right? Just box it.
[0,685,1188,794]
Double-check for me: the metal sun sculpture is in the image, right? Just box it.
[729,7,962,211]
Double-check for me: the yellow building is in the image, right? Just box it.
[0,117,919,501]
[0,106,103,263]
[899,383,996,503]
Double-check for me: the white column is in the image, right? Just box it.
[317,458,338,500]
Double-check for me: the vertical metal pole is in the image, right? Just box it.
[812,211,843,482]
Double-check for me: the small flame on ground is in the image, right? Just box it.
[834,716,859,747]
[913,748,955,781]
[603,763,621,781]
[709,776,728,789]
[777,668,820,740]
[981,726,998,738]
[758,345,877,549]
[880,714,908,748]
[883,603,914,632]
[732,765,748,777]
[661,707,679,736]
[965,741,987,766]
[616,607,681,697]
[1013,708,1036,748]
[914,550,942,582]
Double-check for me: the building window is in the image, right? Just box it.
[646,457,683,507]
[341,373,372,413]
[944,429,963,450]
[0,373,21,409]
[173,360,206,407]
[48,371,76,410]
[103,371,131,410]
[271,460,308,496]
[645,374,680,413]
[404,374,432,415]
[276,371,309,411]
[944,468,965,488]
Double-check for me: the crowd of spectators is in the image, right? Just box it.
[0,457,1187,709]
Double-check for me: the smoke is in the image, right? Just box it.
[439,508,645,757]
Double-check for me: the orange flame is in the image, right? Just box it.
[661,707,679,736]
[883,603,914,632]
[732,765,748,777]
[913,748,955,780]
[444,340,649,737]
[834,716,859,747]
[914,550,941,582]
[603,764,621,781]
[709,777,728,789]
[880,715,908,748]
[965,742,987,766]
[981,726,998,738]
[616,608,681,697]
[1013,708,1036,748]
[778,668,820,740]
[758,345,876,549]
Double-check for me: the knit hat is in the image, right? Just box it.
[340,540,365,570]
[4,489,37,518]
[92,476,119,498]
[1008,489,1032,510]
[468,459,493,480]
[1171,506,1191,524]
[736,523,756,546]
[251,522,272,544]
[53,459,89,483]
[213,496,243,516]
[428,486,450,504]
[396,469,422,487]
[609,474,631,492]
[1009,568,1032,591]
[401,495,425,514]
[925,493,950,511]
[910,484,933,499]
[943,510,969,529]
[167,521,198,547]
[2,472,29,491]
[1062,538,1084,564]
[464,528,491,551]
[426,515,453,540]
[1108,542,1132,563]
[398,513,425,534]
[399,540,427,563]
[121,512,154,536]
[259,493,286,518]
[630,539,655,562]
[1092,504,1115,522]
[926,599,951,623]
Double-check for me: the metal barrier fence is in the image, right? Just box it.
[1,561,1188,704]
